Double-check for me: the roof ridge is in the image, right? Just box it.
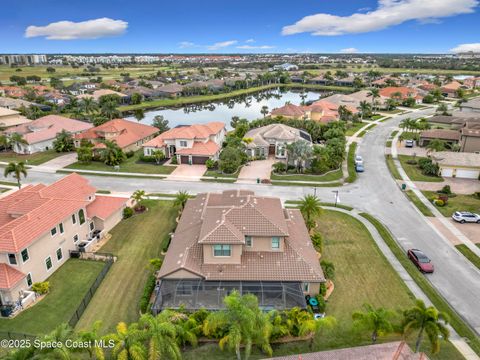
[247,197,289,236]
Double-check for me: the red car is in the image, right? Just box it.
[408,249,434,273]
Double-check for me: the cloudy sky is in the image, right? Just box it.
[1,0,479,53]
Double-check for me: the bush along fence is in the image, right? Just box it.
[67,252,114,328]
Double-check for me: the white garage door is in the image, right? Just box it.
[441,168,454,177]
[456,169,480,179]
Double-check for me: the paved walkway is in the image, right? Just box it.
[391,130,480,258]
[33,153,78,173]
[412,178,480,195]
[327,206,480,360]
[237,158,275,182]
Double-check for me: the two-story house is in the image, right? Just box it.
[142,122,226,165]
[0,173,127,311]
[152,190,324,313]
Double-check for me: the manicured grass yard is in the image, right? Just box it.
[75,200,177,333]
[421,191,480,217]
[345,142,357,183]
[203,168,240,178]
[0,150,65,165]
[398,155,443,182]
[455,245,480,270]
[66,151,175,175]
[0,259,104,335]
[184,210,461,359]
[345,122,366,136]
[270,168,343,182]
[405,190,434,217]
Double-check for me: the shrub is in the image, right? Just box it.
[139,273,156,313]
[32,282,50,295]
[474,192,480,199]
[434,199,445,207]
[438,185,452,195]
[123,207,134,219]
[272,162,287,173]
[311,232,323,252]
[406,159,418,165]
[315,294,327,313]
[319,282,327,297]
[125,150,135,158]
[438,194,449,204]
[170,156,178,165]
[139,155,156,163]
[320,260,335,280]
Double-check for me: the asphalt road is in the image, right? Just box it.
[18,108,480,334]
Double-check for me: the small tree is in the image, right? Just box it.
[4,161,27,188]
[352,304,395,343]
[130,92,143,105]
[131,190,146,210]
[174,190,190,211]
[320,260,335,279]
[152,115,170,133]
[53,130,74,152]
[152,150,165,164]
[260,105,269,118]
[299,194,322,231]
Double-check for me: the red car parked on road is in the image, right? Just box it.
[408,249,434,273]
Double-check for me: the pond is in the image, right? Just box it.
[126,88,328,129]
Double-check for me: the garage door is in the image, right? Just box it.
[192,156,209,165]
[180,155,189,164]
[441,168,453,177]
[456,169,480,179]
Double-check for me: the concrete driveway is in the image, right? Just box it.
[35,152,78,173]
[237,159,275,182]
[166,164,206,181]
[413,178,480,194]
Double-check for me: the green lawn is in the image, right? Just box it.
[0,259,104,335]
[421,191,480,217]
[345,142,357,183]
[66,151,175,175]
[385,155,402,180]
[203,168,240,178]
[357,124,377,138]
[399,132,419,141]
[0,150,65,166]
[270,168,343,182]
[455,245,480,270]
[398,155,443,182]
[405,190,434,217]
[345,122,366,136]
[75,200,177,333]
[271,181,342,187]
[184,211,461,360]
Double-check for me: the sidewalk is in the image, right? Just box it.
[327,206,480,360]
[391,130,480,258]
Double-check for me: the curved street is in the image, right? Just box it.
[18,108,480,334]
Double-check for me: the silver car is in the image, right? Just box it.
[452,211,480,224]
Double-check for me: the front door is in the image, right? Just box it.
[268,144,276,155]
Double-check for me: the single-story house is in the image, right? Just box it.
[0,107,30,130]
[74,118,158,152]
[441,81,464,98]
[244,124,312,159]
[157,83,184,98]
[142,122,225,164]
[0,97,51,111]
[77,89,128,102]
[379,87,423,104]
[432,151,480,179]
[270,103,305,120]
[5,115,93,154]
[418,129,460,147]
[460,98,480,114]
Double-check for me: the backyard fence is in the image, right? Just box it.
[0,331,36,341]
[67,252,114,328]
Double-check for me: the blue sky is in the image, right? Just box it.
[1,0,479,54]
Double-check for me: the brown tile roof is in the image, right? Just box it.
[175,140,220,156]
[158,190,324,282]
[271,103,305,117]
[267,341,428,360]
[86,195,127,220]
[419,129,460,141]
[379,87,420,99]
[0,263,26,290]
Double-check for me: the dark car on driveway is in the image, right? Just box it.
[408,249,434,273]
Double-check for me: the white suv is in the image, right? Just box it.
[452,211,480,224]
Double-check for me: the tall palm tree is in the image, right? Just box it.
[174,190,190,211]
[0,134,8,151]
[402,299,449,354]
[107,322,146,360]
[156,310,198,349]
[100,100,120,120]
[4,162,27,189]
[352,304,395,343]
[358,101,371,120]
[203,291,273,360]
[299,194,322,231]
[81,97,98,115]
[101,140,125,166]
[367,88,380,114]
[426,139,446,155]
[139,313,182,360]
[26,105,42,120]
[8,133,28,153]
[299,315,336,350]
[35,323,74,359]
[53,129,74,152]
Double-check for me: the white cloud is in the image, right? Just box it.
[206,40,237,50]
[25,17,128,40]
[282,0,478,36]
[340,47,359,53]
[237,45,275,50]
[245,39,255,43]
[450,43,480,53]
[178,41,197,48]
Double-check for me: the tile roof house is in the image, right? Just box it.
[304,100,358,123]
[153,190,324,312]
[0,107,30,130]
[441,81,464,98]
[270,103,306,120]
[460,98,480,114]
[5,115,93,154]
[157,83,184,98]
[0,97,51,112]
[74,118,158,152]
[142,122,225,164]
[77,89,128,102]
[244,124,312,159]
[418,129,461,147]
[0,173,127,311]
[379,87,423,103]
[432,151,480,179]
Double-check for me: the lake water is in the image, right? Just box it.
[126,88,326,129]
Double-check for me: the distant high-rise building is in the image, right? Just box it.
[0,54,47,65]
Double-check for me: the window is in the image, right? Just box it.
[180,140,187,147]
[89,222,95,231]
[72,214,77,224]
[303,283,309,292]
[213,244,231,257]
[245,236,252,247]
[79,209,85,225]
[21,249,29,263]
[8,253,17,265]
[56,248,63,261]
[59,223,64,234]
[271,237,280,249]
[73,234,79,243]
[26,273,32,287]
[51,227,57,236]
[45,257,53,271]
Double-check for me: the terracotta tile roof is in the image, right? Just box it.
[442,81,462,92]
[158,191,324,283]
[0,263,26,290]
[77,89,127,101]
[271,103,305,117]
[175,140,220,156]
[75,118,158,149]
[86,195,127,220]
[0,173,96,253]
[379,87,420,99]
[419,129,460,141]
[144,123,225,147]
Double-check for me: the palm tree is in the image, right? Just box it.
[174,190,190,211]
[426,139,446,155]
[338,105,351,121]
[107,322,146,360]
[35,323,74,359]
[286,140,312,173]
[8,133,28,153]
[101,140,125,166]
[131,190,146,210]
[139,313,182,360]
[402,299,449,354]
[260,105,269,118]
[4,162,27,189]
[78,320,105,360]
[299,315,336,350]
[299,194,322,231]
[352,304,395,343]
[367,88,380,114]
[203,290,273,360]
[53,129,74,152]
[436,103,449,115]
[100,100,120,120]
[358,101,371,120]
[0,134,8,151]
[26,105,42,120]
[156,310,198,349]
